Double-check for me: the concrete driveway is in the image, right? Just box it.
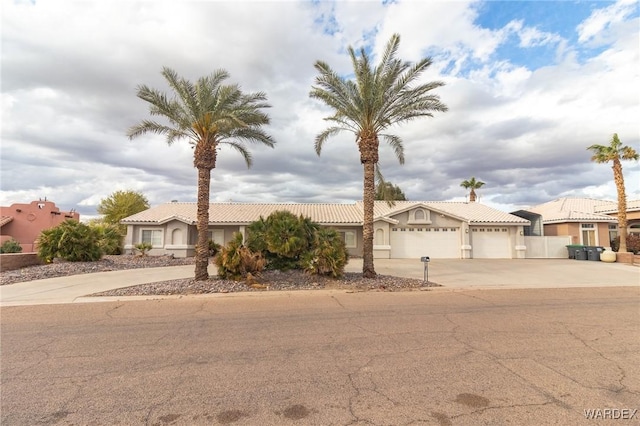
[348,258,639,289]
[0,258,637,306]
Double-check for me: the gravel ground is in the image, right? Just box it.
[1,254,440,295]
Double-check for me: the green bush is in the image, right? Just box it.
[247,211,318,270]
[37,220,102,262]
[92,222,124,255]
[246,211,348,276]
[208,239,222,257]
[214,233,266,280]
[0,239,23,254]
[134,242,153,256]
[611,234,640,254]
[301,228,349,278]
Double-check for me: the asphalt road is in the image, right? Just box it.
[2,287,639,425]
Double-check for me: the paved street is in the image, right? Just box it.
[2,287,638,425]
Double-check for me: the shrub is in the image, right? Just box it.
[0,239,23,254]
[208,239,222,257]
[247,211,318,270]
[214,233,266,280]
[301,228,349,278]
[37,220,102,262]
[134,242,153,256]
[92,222,124,255]
[611,234,640,254]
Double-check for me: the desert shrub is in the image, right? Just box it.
[247,211,318,270]
[134,242,153,256]
[37,220,102,262]
[214,232,266,280]
[301,228,349,278]
[611,234,640,254]
[208,239,222,257]
[0,239,23,253]
[92,222,124,255]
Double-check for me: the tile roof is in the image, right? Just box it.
[525,197,618,223]
[594,199,640,214]
[122,201,529,225]
[0,216,13,227]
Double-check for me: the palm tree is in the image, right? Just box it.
[128,67,274,280]
[587,133,638,253]
[460,177,485,202]
[310,34,448,278]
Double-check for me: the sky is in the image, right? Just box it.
[1,0,639,220]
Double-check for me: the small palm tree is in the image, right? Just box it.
[460,177,485,202]
[587,133,639,253]
[310,34,447,278]
[128,67,274,280]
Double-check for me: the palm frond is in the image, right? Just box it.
[221,141,253,168]
[379,134,405,164]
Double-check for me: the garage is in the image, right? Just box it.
[470,227,511,258]
[390,227,461,259]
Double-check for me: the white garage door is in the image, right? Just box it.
[471,227,511,258]
[390,227,460,259]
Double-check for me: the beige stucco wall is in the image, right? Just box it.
[544,222,611,246]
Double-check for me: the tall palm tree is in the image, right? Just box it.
[128,67,274,280]
[460,177,485,202]
[310,34,448,278]
[587,133,638,253]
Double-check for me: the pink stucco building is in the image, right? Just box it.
[0,200,80,252]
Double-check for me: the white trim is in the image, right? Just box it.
[407,208,432,225]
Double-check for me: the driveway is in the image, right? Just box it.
[0,259,637,306]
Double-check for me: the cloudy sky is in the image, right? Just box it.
[2,0,639,219]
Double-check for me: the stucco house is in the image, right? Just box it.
[0,200,80,252]
[121,201,530,259]
[513,197,640,248]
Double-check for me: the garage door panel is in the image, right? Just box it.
[390,228,460,259]
[471,227,511,258]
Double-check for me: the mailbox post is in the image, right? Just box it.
[421,256,430,284]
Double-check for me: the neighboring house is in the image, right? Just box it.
[0,200,80,252]
[511,197,639,248]
[121,201,530,259]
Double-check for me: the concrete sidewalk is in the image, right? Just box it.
[1,259,638,307]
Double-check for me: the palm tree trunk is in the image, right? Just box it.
[362,161,376,278]
[195,167,211,281]
[613,159,628,253]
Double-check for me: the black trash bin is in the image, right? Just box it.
[575,246,588,260]
[566,245,584,259]
[586,246,604,261]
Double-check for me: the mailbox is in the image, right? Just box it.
[421,256,430,283]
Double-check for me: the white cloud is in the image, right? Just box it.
[1,0,638,217]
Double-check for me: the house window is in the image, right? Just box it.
[338,230,357,248]
[141,229,163,247]
[408,208,431,224]
[581,223,596,245]
[608,224,618,246]
[208,229,225,245]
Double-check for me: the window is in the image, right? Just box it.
[408,208,431,224]
[581,223,596,245]
[338,230,357,248]
[141,229,163,247]
[208,229,225,245]
[608,224,618,246]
